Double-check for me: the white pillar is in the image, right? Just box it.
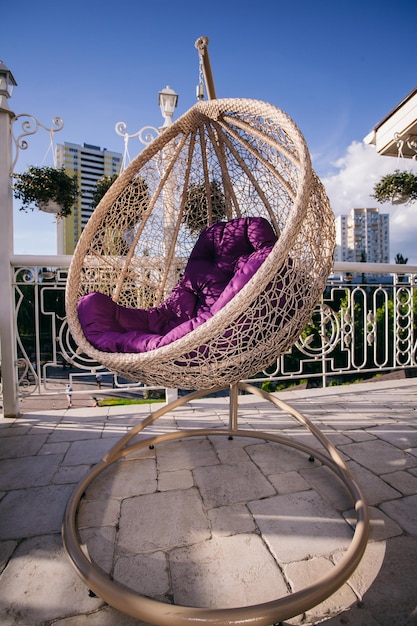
[0,95,20,417]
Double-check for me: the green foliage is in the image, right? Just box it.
[395,253,408,265]
[183,179,227,234]
[90,174,118,208]
[12,166,78,218]
[261,380,276,393]
[372,170,417,205]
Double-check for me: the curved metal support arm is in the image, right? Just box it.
[114,121,160,170]
[11,114,64,173]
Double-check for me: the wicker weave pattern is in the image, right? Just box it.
[66,98,335,388]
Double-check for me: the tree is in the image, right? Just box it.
[395,253,408,265]
[372,170,417,205]
[395,253,408,282]
[182,179,227,235]
[91,174,118,209]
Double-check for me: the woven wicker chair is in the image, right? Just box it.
[63,95,369,625]
[66,98,334,387]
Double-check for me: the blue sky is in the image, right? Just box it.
[3,0,417,261]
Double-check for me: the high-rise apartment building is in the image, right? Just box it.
[335,208,389,264]
[56,142,122,254]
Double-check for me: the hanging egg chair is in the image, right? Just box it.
[63,37,369,626]
[66,98,334,389]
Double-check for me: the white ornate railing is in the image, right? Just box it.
[2,257,416,405]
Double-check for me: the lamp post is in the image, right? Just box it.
[0,60,19,417]
[115,85,178,170]
[114,86,179,404]
[0,62,65,417]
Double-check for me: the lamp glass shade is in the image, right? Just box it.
[0,61,17,98]
[158,86,178,119]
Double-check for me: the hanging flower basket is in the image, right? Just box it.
[372,170,417,206]
[182,179,227,234]
[12,166,79,218]
[37,200,64,214]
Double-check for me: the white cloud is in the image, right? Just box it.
[320,142,417,265]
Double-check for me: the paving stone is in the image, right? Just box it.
[53,464,92,484]
[169,533,289,608]
[366,423,417,449]
[381,469,417,495]
[208,503,256,536]
[194,460,275,508]
[0,483,75,540]
[285,555,357,618]
[158,468,194,491]
[84,458,157,500]
[63,436,121,465]
[117,488,210,554]
[268,469,311,494]
[155,437,219,472]
[53,605,152,625]
[308,604,380,625]
[249,490,352,563]
[39,440,70,455]
[0,539,18,574]
[345,460,401,506]
[79,525,117,573]
[380,493,417,536]
[0,432,49,459]
[341,429,377,442]
[356,535,417,624]
[0,422,32,437]
[213,440,253,464]
[343,506,402,542]
[1,380,417,626]
[334,539,387,602]
[300,464,353,511]
[113,550,169,597]
[0,534,102,623]
[78,498,121,529]
[0,453,62,490]
[47,422,103,443]
[245,440,315,473]
[339,439,415,475]
[409,446,417,459]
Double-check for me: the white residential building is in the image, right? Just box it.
[56,142,122,254]
[335,207,389,264]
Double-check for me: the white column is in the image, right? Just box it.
[0,95,20,417]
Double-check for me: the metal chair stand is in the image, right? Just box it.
[62,382,369,626]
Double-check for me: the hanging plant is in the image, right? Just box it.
[12,166,79,218]
[90,174,119,209]
[92,174,149,256]
[372,170,417,205]
[182,179,227,235]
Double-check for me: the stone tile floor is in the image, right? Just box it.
[1,379,417,625]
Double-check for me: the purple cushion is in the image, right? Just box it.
[78,217,278,353]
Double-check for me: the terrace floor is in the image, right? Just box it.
[1,378,417,626]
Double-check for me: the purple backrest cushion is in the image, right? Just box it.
[78,217,277,353]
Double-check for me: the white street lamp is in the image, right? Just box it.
[114,87,179,404]
[115,85,178,170]
[0,60,17,100]
[158,85,179,128]
[0,62,65,417]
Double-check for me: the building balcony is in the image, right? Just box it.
[1,255,417,624]
[364,86,417,158]
[2,256,416,411]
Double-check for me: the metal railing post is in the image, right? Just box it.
[0,92,20,417]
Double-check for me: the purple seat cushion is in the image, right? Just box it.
[78,217,278,353]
